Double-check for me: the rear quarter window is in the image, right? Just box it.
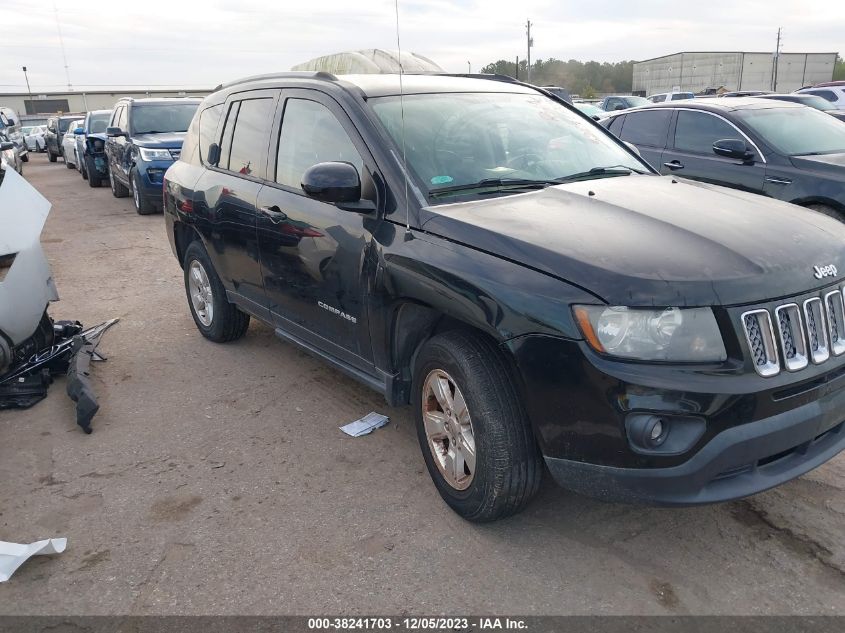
[619,110,672,148]
[197,104,223,166]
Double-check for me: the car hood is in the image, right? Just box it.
[420,175,845,307]
[132,132,186,148]
[790,152,845,176]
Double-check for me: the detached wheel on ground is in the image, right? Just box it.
[86,156,102,187]
[109,169,129,198]
[806,203,845,223]
[131,169,156,215]
[183,241,250,343]
[413,330,542,522]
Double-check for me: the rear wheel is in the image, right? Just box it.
[413,330,542,522]
[81,155,88,180]
[131,169,156,215]
[65,152,75,169]
[109,168,129,198]
[48,148,57,162]
[806,203,845,223]
[183,241,250,343]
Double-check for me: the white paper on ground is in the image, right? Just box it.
[340,412,389,437]
[0,538,67,582]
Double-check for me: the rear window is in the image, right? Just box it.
[619,110,672,148]
[87,112,110,134]
[58,119,75,132]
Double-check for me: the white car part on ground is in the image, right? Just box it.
[0,165,59,347]
[0,538,67,582]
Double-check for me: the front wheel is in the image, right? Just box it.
[86,156,102,187]
[109,168,129,198]
[413,330,542,522]
[48,148,57,162]
[183,241,250,343]
[131,169,156,215]
[806,203,845,223]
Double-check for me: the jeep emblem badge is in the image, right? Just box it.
[813,264,838,280]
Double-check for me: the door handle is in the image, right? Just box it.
[765,176,792,185]
[259,205,288,223]
[663,160,684,171]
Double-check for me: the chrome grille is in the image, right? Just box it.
[741,309,780,377]
[803,298,830,364]
[740,288,845,377]
[825,291,845,356]
[774,304,808,371]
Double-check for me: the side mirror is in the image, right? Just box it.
[206,142,220,166]
[591,115,601,121]
[624,141,642,157]
[106,126,125,137]
[301,161,367,208]
[74,127,84,135]
[0,141,14,151]
[713,138,753,161]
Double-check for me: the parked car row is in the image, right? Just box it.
[41,98,201,213]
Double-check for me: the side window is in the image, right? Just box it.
[116,106,128,131]
[806,90,837,103]
[218,101,240,170]
[275,98,363,190]
[607,114,625,135]
[619,110,672,148]
[226,98,275,177]
[674,111,744,155]
[606,98,622,110]
[198,104,223,165]
[652,95,667,103]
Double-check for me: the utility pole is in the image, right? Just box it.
[22,66,32,114]
[467,61,471,74]
[526,19,533,83]
[515,56,519,80]
[772,27,782,91]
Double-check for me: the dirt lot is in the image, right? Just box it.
[1,153,844,615]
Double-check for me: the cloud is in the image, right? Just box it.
[0,0,840,91]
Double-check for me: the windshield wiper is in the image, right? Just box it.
[556,165,645,183]
[428,178,560,197]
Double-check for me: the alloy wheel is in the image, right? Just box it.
[421,369,477,490]
[188,260,214,327]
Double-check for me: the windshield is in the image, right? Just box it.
[21,126,34,135]
[131,103,199,135]
[575,103,603,117]
[737,106,845,156]
[625,96,650,107]
[369,92,644,198]
[88,112,111,133]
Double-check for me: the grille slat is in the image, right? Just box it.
[741,309,780,377]
[803,298,830,364]
[824,291,845,356]
[774,304,808,371]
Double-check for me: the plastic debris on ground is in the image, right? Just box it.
[340,412,390,437]
[0,538,67,582]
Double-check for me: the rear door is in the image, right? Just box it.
[107,106,128,183]
[661,109,766,194]
[192,90,279,313]
[256,89,379,366]
[617,109,672,168]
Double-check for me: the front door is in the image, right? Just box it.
[256,91,377,365]
[660,109,766,194]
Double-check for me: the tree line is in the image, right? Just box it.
[480,58,634,97]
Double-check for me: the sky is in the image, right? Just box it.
[0,0,842,92]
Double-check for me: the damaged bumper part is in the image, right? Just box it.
[0,162,118,432]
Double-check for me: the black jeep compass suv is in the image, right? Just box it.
[164,72,845,521]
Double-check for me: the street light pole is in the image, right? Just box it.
[468,61,471,74]
[22,66,32,113]
[526,20,533,83]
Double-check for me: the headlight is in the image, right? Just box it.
[573,305,726,362]
[138,147,173,161]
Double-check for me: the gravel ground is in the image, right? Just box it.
[1,153,844,615]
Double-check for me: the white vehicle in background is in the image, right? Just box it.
[21,125,46,152]
[647,91,695,103]
[796,82,845,110]
[61,119,84,169]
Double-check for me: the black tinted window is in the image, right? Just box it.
[276,99,362,189]
[58,118,74,132]
[218,102,240,170]
[674,111,742,154]
[607,115,625,134]
[619,110,671,147]
[806,90,838,102]
[130,103,198,134]
[226,99,274,177]
[198,104,223,165]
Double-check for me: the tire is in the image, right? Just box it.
[66,154,75,169]
[131,169,156,215]
[86,155,101,188]
[183,241,250,343]
[412,330,542,522]
[81,156,88,180]
[48,148,57,162]
[109,168,129,198]
[21,153,28,163]
[806,203,845,223]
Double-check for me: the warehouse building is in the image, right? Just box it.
[0,88,212,122]
[633,51,838,95]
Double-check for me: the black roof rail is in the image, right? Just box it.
[215,71,339,92]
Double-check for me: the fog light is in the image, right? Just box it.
[625,413,706,455]
[649,419,664,442]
